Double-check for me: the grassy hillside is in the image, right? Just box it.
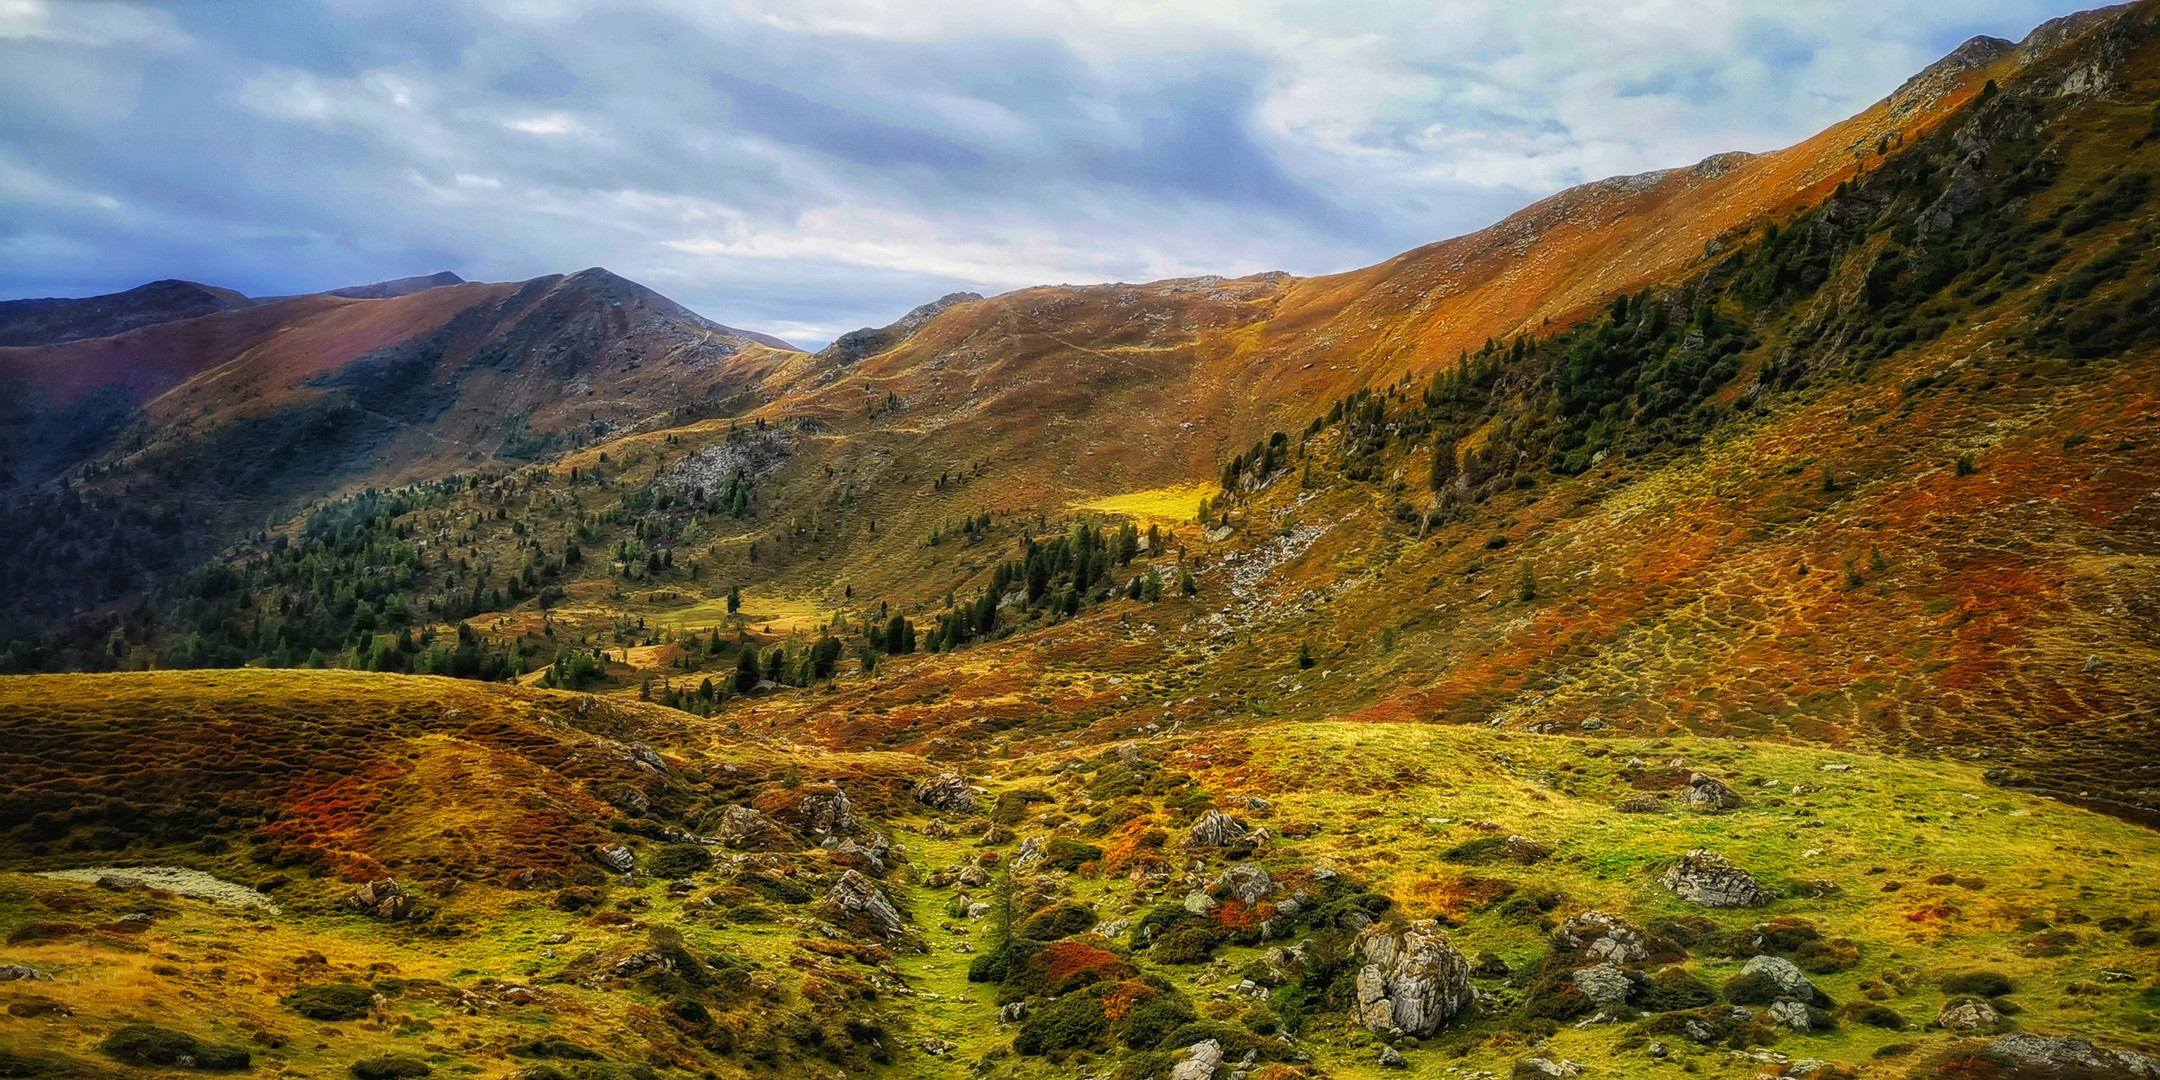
[2,671,2156,1079]
[4,5,2160,1079]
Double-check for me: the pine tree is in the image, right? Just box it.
[1178,569,1198,596]
[1430,433,1459,492]
[726,585,741,615]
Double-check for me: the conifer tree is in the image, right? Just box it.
[1430,433,1459,492]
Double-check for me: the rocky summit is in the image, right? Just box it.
[4,4,2160,1080]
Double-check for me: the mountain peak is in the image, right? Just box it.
[324,271,465,300]
[0,278,255,348]
[816,291,982,366]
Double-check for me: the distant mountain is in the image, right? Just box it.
[0,267,801,635]
[0,279,255,348]
[324,270,467,300]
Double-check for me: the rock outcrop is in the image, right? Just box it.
[1660,849,1769,907]
[1169,1039,1222,1080]
[914,773,976,815]
[1769,999,1825,1032]
[716,804,792,849]
[823,869,904,938]
[1187,810,1250,848]
[1741,955,1818,1000]
[1552,910,1658,964]
[1937,996,2002,1031]
[1214,863,1275,905]
[1987,1034,2160,1077]
[346,878,416,920]
[1571,962,1635,1008]
[799,789,865,838]
[591,844,637,874]
[1682,773,1744,811]
[1353,920,1474,1037]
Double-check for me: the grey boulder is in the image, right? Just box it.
[1353,919,1474,1037]
[1660,849,1769,907]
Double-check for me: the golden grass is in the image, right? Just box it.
[1071,484,1219,523]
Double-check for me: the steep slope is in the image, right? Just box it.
[0,279,256,348]
[64,0,2160,815]
[0,269,800,639]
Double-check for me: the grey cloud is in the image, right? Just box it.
[0,0,2110,346]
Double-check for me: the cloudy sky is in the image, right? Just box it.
[0,0,2100,346]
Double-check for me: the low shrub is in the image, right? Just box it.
[1723,971,1788,1006]
[1640,967,1717,1012]
[2021,930,2078,958]
[4,922,84,945]
[1013,993,1106,1055]
[552,887,600,911]
[1120,993,1198,1050]
[1020,902,1100,941]
[1080,803,1147,838]
[731,872,810,906]
[1793,938,1860,974]
[1494,887,1563,926]
[645,843,712,878]
[350,1054,433,1079]
[1154,926,1222,964]
[1156,1019,1269,1062]
[1042,837,1104,872]
[99,1025,251,1070]
[1838,1002,1906,1029]
[506,1037,603,1061]
[281,983,375,1021]
[1941,971,2014,997]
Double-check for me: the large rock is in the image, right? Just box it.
[1987,1034,2160,1077]
[1742,955,1818,1000]
[1660,849,1769,907]
[1682,773,1744,811]
[1013,835,1046,868]
[1937,996,2001,1032]
[716,804,792,849]
[347,879,416,920]
[1517,1059,1583,1077]
[1769,999,1823,1032]
[915,773,976,815]
[1215,863,1275,905]
[592,843,637,874]
[1169,1039,1222,1080]
[1187,810,1251,848]
[1353,920,1474,1037]
[1552,910,1656,964]
[823,869,904,938]
[800,789,865,838]
[1571,962,1634,1008]
[821,834,894,875]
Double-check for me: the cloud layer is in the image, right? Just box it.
[0,0,2100,344]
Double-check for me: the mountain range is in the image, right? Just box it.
[1,5,2158,1080]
